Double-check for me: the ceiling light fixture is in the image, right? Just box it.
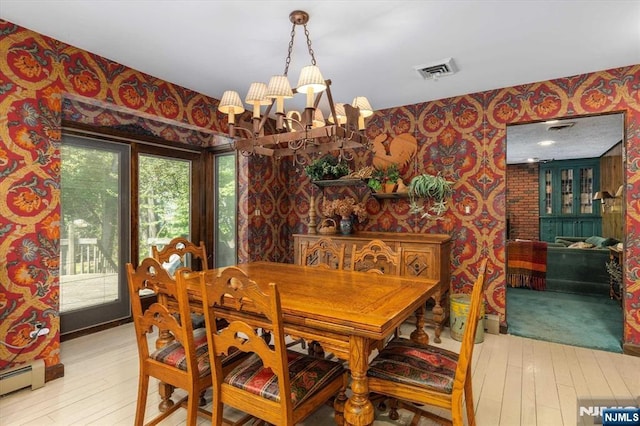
[537,140,556,146]
[218,10,372,163]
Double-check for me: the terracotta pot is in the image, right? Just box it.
[383,182,396,193]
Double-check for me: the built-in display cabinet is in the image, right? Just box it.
[539,158,602,242]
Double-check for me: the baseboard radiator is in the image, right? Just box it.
[0,359,45,396]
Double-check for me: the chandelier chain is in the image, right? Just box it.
[303,24,317,66]
[284,22,296,76]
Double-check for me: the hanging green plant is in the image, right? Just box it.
[304,155,351,181]
[408,173,454,218]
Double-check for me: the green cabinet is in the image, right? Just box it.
[539,159,602,242]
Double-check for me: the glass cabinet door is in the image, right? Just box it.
[543,169,553,214]
[578,167,594,214]
[560,168,574,214]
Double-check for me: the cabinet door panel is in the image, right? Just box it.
[402,248,437,279]
[560,219,576,236]
[539,218,557,242]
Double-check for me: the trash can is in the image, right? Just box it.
[450,293,484,343]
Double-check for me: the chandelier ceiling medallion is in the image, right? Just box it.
[218,10,373,163]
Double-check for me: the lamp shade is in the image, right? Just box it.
[218,91,245,115]
[266,75,294,99]
[245,82,271,106]
[352,96,373,117]
[327,103,347,124]
[296,65,326,94]
[593,191,612,200]
[312,108,326,128]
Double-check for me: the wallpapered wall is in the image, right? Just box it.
[1,21,639,372]
[271,67,640,349]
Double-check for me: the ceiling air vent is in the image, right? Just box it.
[414,58,457,80]
[547,122,575,131]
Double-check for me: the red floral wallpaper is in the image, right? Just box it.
[1,20,639,374]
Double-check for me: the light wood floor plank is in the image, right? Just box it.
[556,383,578,426]
[532,341,561,411]
[499,364,523,426]
[520,338,538,426]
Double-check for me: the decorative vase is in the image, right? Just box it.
[339,217,353,235]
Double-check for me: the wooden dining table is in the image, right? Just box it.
[165,261,440,426]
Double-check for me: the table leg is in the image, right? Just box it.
[344,335,374,426]
[431,293,445,343]
[410,304,429,345]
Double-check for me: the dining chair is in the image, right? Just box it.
[126,257,213,426]
[301,237,346,270]
[152,237,209,330]
[197,266,349,425]
[151,236,209,273]
[351,239,403,343]
[350,239,402,275]
[366,259,489,425]
[298,237,346,355]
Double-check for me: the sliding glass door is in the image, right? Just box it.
[60,129,226,333]
[59,136,130,334]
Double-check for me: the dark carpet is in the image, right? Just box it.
[506,286,623,353]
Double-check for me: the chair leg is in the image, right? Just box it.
[451,394,465,426]
[333,374,348,426]
[134,374,149,426]
[464,377,476,426]
[389,398,400,421]
[186,393,198,426]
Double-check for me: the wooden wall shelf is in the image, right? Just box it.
[371,192,409,199]
[312,179,367,187]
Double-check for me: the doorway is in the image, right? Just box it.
[504,112,625,351]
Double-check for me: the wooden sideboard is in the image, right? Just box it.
[293,231,452,342]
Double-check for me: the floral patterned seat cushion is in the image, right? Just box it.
[367,337,459,394]
[150,327,244,377]
[224,351,345,406]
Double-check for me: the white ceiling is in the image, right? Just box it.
[2,0,638,160]
[506,113,624,164]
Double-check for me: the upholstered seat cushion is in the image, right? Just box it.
[224,351,345,406]
[367,337,459,394]
[150,327,245,377]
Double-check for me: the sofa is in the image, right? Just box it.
[545,236,618,296]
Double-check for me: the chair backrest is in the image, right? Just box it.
[301,237,346,269]
[452,258,488,394]
[152,237,209,273]
[198,266,293,423]
[351,239,402,275]
[126,258,199,376]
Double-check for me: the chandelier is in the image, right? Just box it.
[218,10,373,163]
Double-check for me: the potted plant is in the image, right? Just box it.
[408,173,454,218]
[384,164,400,193]
[371,164,401,193]
[367,178,382,193]
[304,155,351,181]
[367,167,385,192]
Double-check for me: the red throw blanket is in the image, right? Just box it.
[507,241,547,290]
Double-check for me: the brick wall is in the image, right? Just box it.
[506,163,540,240]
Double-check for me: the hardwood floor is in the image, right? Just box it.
[1,322,638,425]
